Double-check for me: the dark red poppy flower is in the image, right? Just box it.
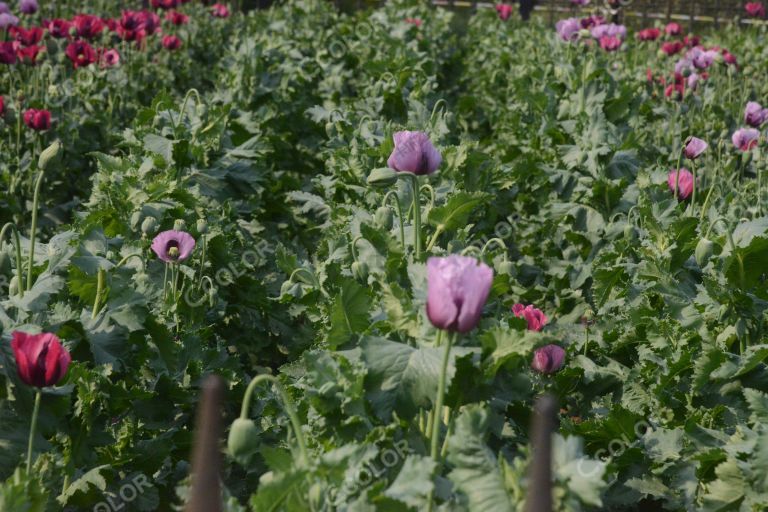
[72,14,105,39]
[45,18,71,38]
[9,26,44,46]
[165,10,188,25]
[0,42,17,64]
[16,44,43,65]
[65,40,97,68]
[11,332,71,388]
[162,34,182,50]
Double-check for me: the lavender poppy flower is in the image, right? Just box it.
[386,131,441,175]
[556,17,581,42]
[151,230,196,263]
[732,128,760,152]
[684,137,707,160]
[531,344,566,374]
[426,255,493,333]
[744,102,768,128]
[591,22,626,40]
[19,0,36,14]
[0,2,9,13]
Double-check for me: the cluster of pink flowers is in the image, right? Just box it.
[745,2,766,18]
[555,15,626,52]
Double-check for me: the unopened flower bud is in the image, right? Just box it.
[227,418,259,464]
[38,140,63,170]
[366,167,398,188]
[196,219,208,234]
[173,219,186,231]
[141,216,158,236]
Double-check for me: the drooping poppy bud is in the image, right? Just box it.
[227,418,260,464]
[11,331,71,387]
[531,344,566,374]
[684,137,707,160]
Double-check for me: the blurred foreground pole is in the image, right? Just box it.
[524,394,557,512]
[186,375,225,512]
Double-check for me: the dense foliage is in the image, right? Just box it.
[2,0,768,510]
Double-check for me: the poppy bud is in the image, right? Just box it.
[173,219,187,231]
[141,216,158,236]
[695,238,715,267]
[9,275,18,295]
[38,141,62,171]
[196,219,208,234]
[367,167,398,188]
[351,261,368,282]
[227,418,259,464]
[131,210,143,230]
[531,344,566,374]
[375,206,393,230]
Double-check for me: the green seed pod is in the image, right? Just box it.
[375,206,393,230]
[173,219,187,232]
[227,418,260,464]
[131,211,144,230]
[623,225,637,241]
[141,216,158,236]
[196,219,208,235]
[497,260,514,275]
[718,304,728,322]
[38,140,63,170]
[351,261,368,282]
[366,167,398,188]
[695,238,715,267]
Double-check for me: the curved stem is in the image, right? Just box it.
[115,253,145,270]
[383,191,406,249]
[420,184,435,209]
[425,227,444,253]
[480,237,507,257]
[26,390,41,475]
[241,374,308,467]
[430,99,447,124]
[174,88,201,132]
[26,171,45,291]
[0,222,24,298]
[350,235,364,262]
[459,245,482,258]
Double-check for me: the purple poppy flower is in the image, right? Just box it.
[386,131,441,175]
[0,2,10,14]
[151,230,196,263]
[531,344,566,374]
[744,102,768,128]
[0,12,18,28]
[426,255,493,333]
[591,22,626,40]
[684,137,707,160]
[556,17,581,42]
[19,0,36,14]
[732,128,760,151]
[668,168,694,200]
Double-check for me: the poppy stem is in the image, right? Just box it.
[241,374,308,467]
[196,235,207,291]
[25,390,41,475]
[690,159,697,217]
[26,170,45,291]
[407,174,422,260]
[92,268,105,320]
[674,146,684,202]
[0,222,24,298]
[163,263,170,301]
[430,331,453,462]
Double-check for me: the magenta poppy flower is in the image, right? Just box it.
[11,331,71,387]
[23,109,51,130]
[66,40,97,68]
[211,3,229,17]
[426,255,493,333]
[684,137,707,160]
[668,168,694,199]
[531,344,565,374]
[637,28,660,41]
[100,48,120,67]
[512,303,548,331]
[387,131,442,175]
[151,0,178,9]
[495,3,513,20]
[745,2,766,17]
[0,41,17,64]
[556,17,581,41]
[580,15,603,28]
[151,230,196,263]
[46,18,71,38]
[165,10,188,25]
[665,22,682,35]
[570,0,590,5]
[162,34,182,50]
[72,14,105,39]
[0,2,9,13]
[9,26,43,46]
[16,44,43,65]
[732,128,760,151]
[745,102,768,128]
[599,35,622,51]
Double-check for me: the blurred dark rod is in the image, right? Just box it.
[524,394,557,512]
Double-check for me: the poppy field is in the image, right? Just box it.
[3,0,768,510]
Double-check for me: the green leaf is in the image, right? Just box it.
[383,455,436,509]
[446,405,513,512]
[143,134,176,165]
[427,191,490,233]
[328,279,371,348]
